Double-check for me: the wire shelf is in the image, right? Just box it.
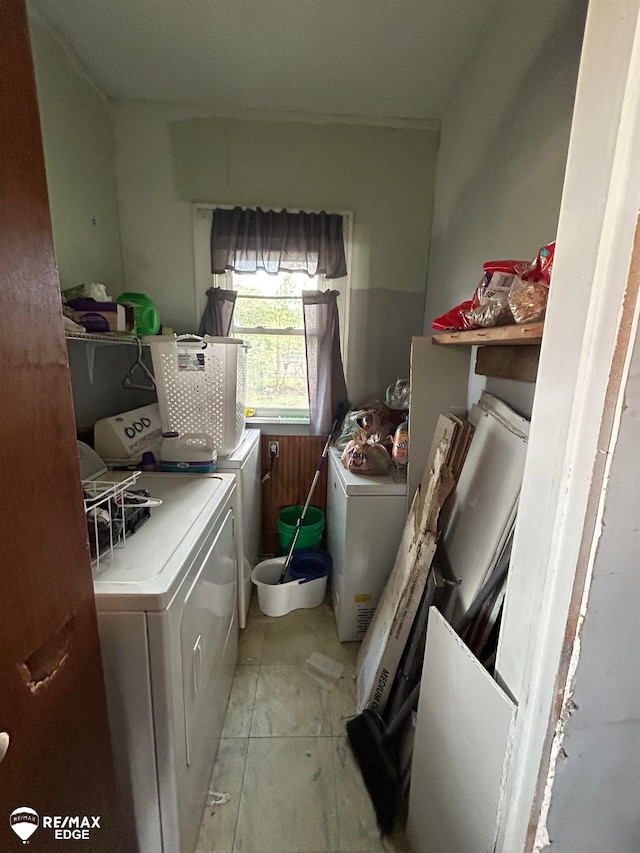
[82,472,140,574]
[65,331,141,345]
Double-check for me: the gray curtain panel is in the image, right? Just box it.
[210,207,347,278]
[302,290,349,435]
[198,287,237,337]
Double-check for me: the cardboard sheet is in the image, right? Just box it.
[407,336,469,508]
[356,434,454,714]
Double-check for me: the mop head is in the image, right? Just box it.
[346,709,401,836]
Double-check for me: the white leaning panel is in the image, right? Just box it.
[408,609,516,853]
[443,392,529,623]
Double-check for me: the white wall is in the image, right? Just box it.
[422,0,587,416]
[111,105,440,403]
[29,11,123,293]
[545,319,640,851]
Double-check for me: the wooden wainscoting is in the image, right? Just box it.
[260,434,329,556]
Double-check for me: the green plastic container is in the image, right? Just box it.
[277,506,325,553]
[116,292,160,336]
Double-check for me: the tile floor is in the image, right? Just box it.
[196,593,412,853]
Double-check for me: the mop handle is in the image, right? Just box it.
[298,428,333,517]
[279,418,338,582]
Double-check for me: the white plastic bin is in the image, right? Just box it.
[145,334,247,457]
[251,558,327,617]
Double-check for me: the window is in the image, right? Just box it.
[193,205,351,422]
[216,269,318,418]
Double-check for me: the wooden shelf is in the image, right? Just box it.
[431,322,543,382]
[432,321,544,347]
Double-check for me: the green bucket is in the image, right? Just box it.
[277,505,325,553]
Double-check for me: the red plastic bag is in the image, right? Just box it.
[508,242,555,323]
[432,244,555,331]
[432,300,478,332]
[483,260,522,277]
[520,241,555,284]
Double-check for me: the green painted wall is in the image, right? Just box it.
[29,14,123,293]
[112,104,440,400]
[170,117,438,295]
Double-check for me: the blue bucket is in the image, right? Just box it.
[289,549,332,583]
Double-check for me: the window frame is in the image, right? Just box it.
[193,203,352,422]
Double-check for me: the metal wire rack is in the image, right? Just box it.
[82,472,140,574]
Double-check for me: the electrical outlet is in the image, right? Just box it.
[269,441,280,457]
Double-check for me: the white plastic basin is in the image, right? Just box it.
[251,557,327,617]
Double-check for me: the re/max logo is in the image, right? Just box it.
[42,816,101,829]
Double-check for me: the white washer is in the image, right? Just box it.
[215,428,261,628]
[93,472,239,853]
[327,447,407,642]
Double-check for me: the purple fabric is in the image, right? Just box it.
[302,290,348,435]
[210,207,347,279]
[198,287,237,337]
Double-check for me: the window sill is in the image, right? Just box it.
[246,417,311,437]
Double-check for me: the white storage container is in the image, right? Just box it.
[327,446,407,641]
[145,335,247,457]
[159,432,217,473]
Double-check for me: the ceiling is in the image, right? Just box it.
[32,0,501,123]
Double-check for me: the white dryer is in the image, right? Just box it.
[216,428,261,628]
[93,472,238,853]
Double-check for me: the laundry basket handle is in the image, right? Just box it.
[175,334,208,349]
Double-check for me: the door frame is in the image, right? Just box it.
[494,2,640,849]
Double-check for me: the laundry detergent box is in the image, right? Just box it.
[67,300,134,333]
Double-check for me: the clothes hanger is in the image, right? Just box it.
[123,338,156,391]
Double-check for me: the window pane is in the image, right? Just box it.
[241,333,308,410]
[229,269,317,413]
[232,270,318,297]
[234,296,303,331]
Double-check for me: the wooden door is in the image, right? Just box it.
[0,2,132,849]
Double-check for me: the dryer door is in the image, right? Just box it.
[181,507,237,767]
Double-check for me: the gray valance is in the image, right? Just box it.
[210,206,347,278]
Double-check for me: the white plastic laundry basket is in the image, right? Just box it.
[145,334,247,457]
[251,558,327,617]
